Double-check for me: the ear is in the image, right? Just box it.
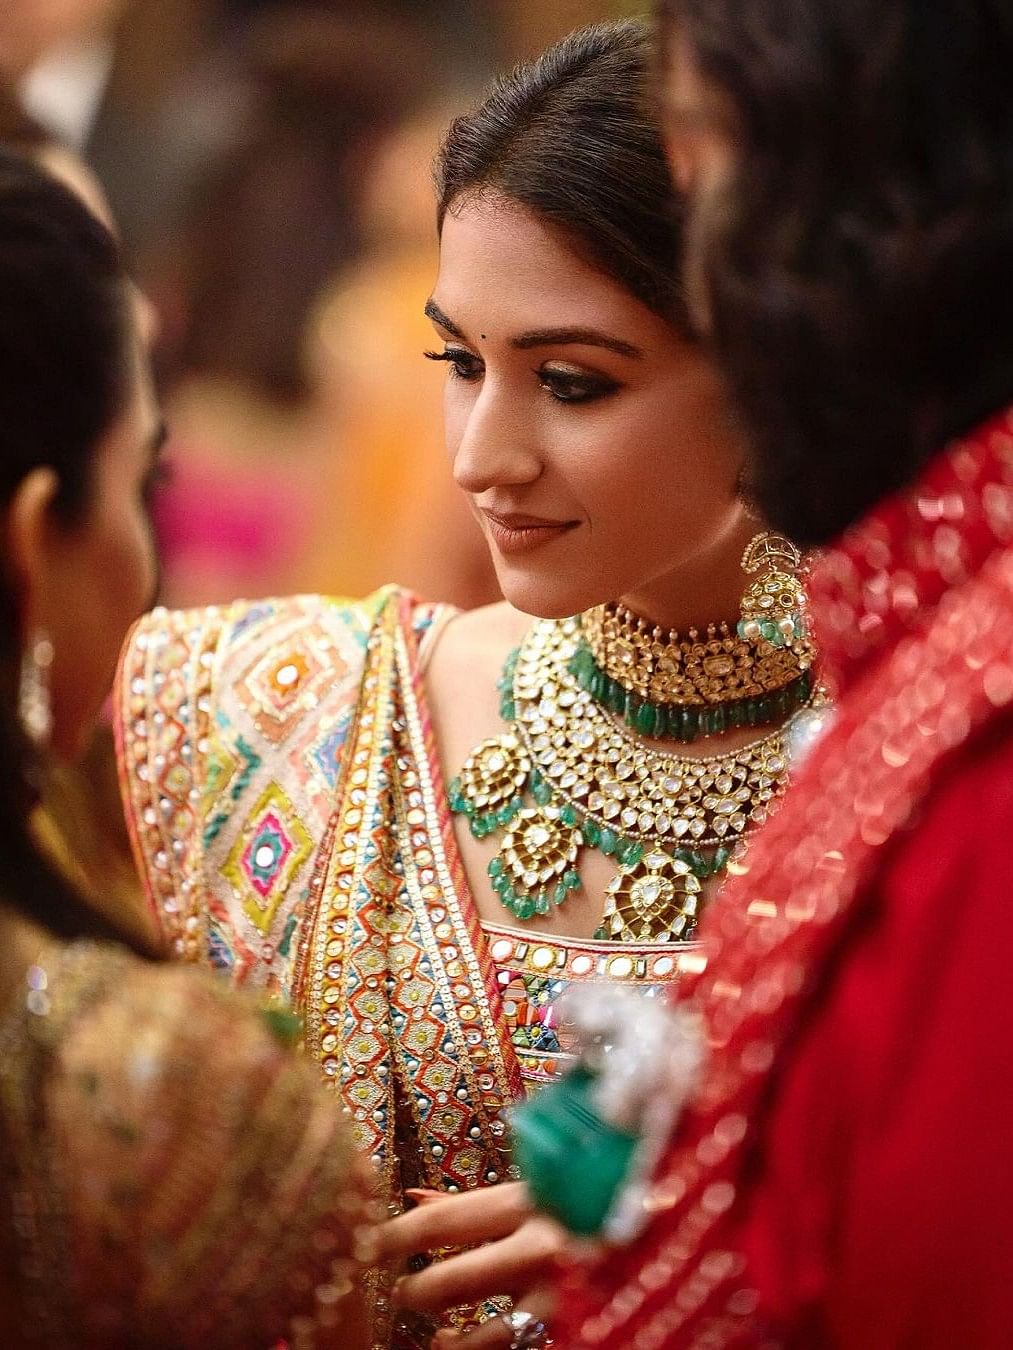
[5,466,61,645]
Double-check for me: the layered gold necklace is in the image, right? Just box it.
[450,609,827,943]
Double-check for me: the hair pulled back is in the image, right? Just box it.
[435,19,689,332]
[0,150,156,956]
[659,0,1013,544]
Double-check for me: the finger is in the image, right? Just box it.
[394,1219,564,1314]
[431,1289,555,1350]
[379,1182,531,1260]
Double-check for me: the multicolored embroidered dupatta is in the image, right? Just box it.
[116,587,522,1200]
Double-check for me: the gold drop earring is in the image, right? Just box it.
[18,630,54,749]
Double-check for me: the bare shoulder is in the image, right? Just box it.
[428,600,531,685]
[425,601,532,757]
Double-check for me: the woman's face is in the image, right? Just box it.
[429,196,745,618]
[43,303,163,758]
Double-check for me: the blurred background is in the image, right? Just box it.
[0,0,643,615]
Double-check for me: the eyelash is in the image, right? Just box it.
[423,349,621,405]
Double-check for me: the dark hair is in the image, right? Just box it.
[435,19,690,332]
[659,0,1013,545]
[0,150,158,957]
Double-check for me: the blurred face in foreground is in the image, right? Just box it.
[428,194,749,620]
[12,292,163,760]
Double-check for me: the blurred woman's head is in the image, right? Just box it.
[0,149,162,952]
[431,19,750,621]
[657,0,1013,545]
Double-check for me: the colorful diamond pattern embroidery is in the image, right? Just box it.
[223,783,312,934]
[236,638,345,744]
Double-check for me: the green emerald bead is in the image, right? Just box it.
[493,874,510,894]
[501,700,517,721]
[560,803,579,827]
[582,819,601,847]
[552,881,568,906]
[634,702,656,735]
[653,705,669,738]
[495,805,514,827]
[760,620,778,643]
[564,869,581,891]
[488,856,504,878]
[515,896,536,920]
[617,839,644,868]
[535,890,551,916]
[684,709,700,739]
[599,827,619,856]
[533,778,553,806]
[712,706,726,733]
[713,846,731,872]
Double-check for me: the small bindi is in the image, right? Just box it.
[481,333,488,340]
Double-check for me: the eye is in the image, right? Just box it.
[536,365,621,405]
[424,347,484,382]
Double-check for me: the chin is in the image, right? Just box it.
[496,566,610,621]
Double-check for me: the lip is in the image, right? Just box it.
[481,509,579,556]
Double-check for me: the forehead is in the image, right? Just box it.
[433,196,655,336]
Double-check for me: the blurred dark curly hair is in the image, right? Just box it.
[658,0,1013,545]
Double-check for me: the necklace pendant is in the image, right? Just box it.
[449,732,531,839]
[599,847,702,943]
[488,806,582,921]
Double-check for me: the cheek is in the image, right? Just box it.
[578,380,740,535]
[53,499,157,754]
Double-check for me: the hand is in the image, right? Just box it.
[379,1183,565,1340]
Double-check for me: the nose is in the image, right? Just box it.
[451,380,543,496]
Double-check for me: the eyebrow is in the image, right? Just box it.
[425,299,642,360]
[424,299,465,339]
[511,328,642,359]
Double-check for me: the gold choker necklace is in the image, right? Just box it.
[575,534,815,741]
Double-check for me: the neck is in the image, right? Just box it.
[618,515,758,632]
